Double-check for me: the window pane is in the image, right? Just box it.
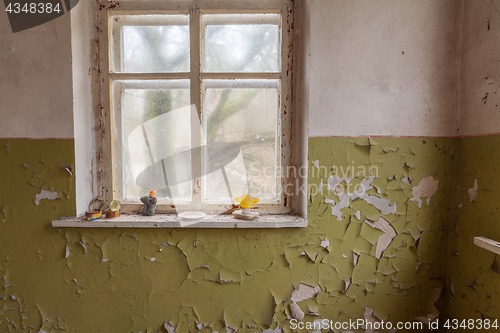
[111,15,189,73]
[203,80,280,202]
[112,80,192,201]
[203,14,281,73]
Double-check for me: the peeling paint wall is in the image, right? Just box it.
[308,137,455,329]
[0,139,76,331]
[0,137,456,332]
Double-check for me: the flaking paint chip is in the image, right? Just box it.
[353,252,359,266]
[326,175,397,220]
[363,307,381,333]
[163,322,176,333]
[365,217,397,259]
[410,175,438,207]
[263,328,282,333]
[290,302,304,321]
[34,189,60,206]
[467,179,478,202]
[291,283,322,302]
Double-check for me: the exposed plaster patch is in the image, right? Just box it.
[311,319,325,333]
[324,198,335,206]
[365,217,397,259]
[410,175,438,207]
[363,307,381,333]
[326,175,397,220]
[313,159,320,169]
[345,279,351,291]
[320,239,330,249]
[353,252,359,266]
[34,189,60,206]
[289,302,304,320]
[163,322,176,333]
[290,284,321,302]
[467,179,478,202]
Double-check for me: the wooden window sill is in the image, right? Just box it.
[52,213,308,229]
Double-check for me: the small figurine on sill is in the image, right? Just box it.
[233,194,260,220]
[140,190,157,216]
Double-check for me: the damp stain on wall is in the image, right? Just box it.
[0,136,460,332]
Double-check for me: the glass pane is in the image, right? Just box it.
[111,15,189,73]
[112,80,192,201]
[203,80,280,202]
[203,14,280,73]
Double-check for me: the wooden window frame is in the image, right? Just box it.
[96,0,296,215]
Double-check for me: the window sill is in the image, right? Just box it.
[52,213,308,229]
[474,236,500,255]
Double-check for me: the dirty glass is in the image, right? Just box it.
[203,14,280,73]
[203,79,280,202]
[111,15,190,73]
[113,80,192,201]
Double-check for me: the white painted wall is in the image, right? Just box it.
[71,1,97,215]
[458,0,500,136]
[308,0,463,137]
[0,10,74,138]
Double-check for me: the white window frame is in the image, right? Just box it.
[97,0,296,215]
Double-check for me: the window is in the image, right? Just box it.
[97,0,295,215]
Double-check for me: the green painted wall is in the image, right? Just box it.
[446,135,500,324]
[0,139,76,331]
[1,136,496,332]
